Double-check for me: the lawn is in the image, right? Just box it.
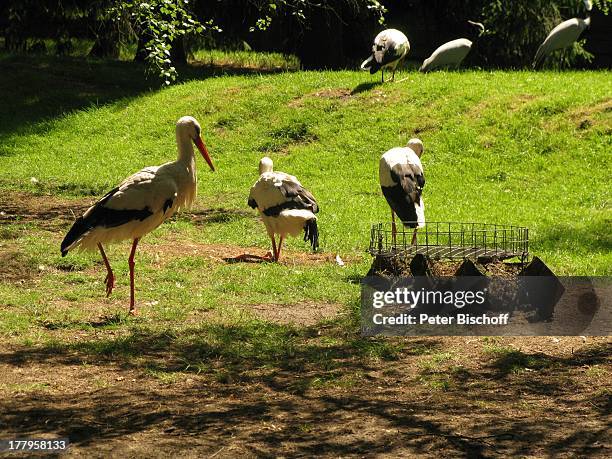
[0,54,610,456]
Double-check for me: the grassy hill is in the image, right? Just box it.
[0,55,610,457]
[1,56,610,272]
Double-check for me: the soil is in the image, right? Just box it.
[0,191,91,231]
[368,254,522,278]
[0,336,609,457]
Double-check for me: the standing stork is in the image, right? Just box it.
[360,29,410,82]
[60,116,215,314]
[419,21,485,72]
[379,139,425,247]
[533,0,593,68]
[247,157,319,262]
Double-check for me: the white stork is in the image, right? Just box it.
[247,157,319,262]
[419,21,485,72]
[360,29,410,82]
[379,139,425,247]
[533,0,592,68]
[60,116,214,314]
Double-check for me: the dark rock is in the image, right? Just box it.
[518,256,564,321]
[519,256,554,277]
[410,253,434,276]
[455,258,487,276]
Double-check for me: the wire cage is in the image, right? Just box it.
[368,221,529,262]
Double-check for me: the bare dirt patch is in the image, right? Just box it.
[568,98,612,131]
[0,249,39,282]
[508,93,539,111]
[0,191,90,231]
[245,301,343,326]
[466,94,540,119]
[156,236,360,267]
[289,88,353,107]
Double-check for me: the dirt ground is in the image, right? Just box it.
[0,336,610,457]
[0,192,610,457]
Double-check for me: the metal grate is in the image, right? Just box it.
[368,221,529,262]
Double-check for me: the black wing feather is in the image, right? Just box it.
[262,180,319,217]
[60,187,153,256]
[376,41,402,66]
[279,180,319,213]
[381,164,425,228]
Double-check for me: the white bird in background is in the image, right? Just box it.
[360,29,410,82]
[419,21,485,72]
[379,139,425,247]
[61,116,215,314]
[247,157,319,262]
[533,0,593,68]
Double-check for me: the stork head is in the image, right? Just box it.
[259,156,274,175]
[467,20,486,37]
[176,116,215,172]
[408,138,424,158]
[584,0,593,12]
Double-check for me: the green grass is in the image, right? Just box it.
[191,48,300,70]
[0,55,610,345]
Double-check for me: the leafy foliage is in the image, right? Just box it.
[247,0,387,32]
[110,0,218,84]
[475,0,610,68]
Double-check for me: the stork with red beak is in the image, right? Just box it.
[60,116,214,314]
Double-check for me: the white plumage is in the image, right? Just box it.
[533,0,592,68]
[248,157,319,262]
[420,38,474,72]
[420,21,485,72]
[361,29,410,82]
[379,139,425,245]
[61,116,215,313]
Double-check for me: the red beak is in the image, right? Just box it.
[194,137,215,172]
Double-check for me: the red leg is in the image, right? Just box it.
[128,238,139,314]
[391,211,397,248]
[98,243,114,297]
[411,228,418,246]
[267,234,277,261]
[275,235,284,262]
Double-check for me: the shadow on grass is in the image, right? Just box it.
[0,54,294,144]
[178,208,254,225]
[0,322,609,455]
[223,254,270,264]
[351,81,382,95]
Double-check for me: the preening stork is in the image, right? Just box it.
[419,21,485,72]
[379,139,425,246]
[247,157,319,262]
[361,29,410,82]
[60,116,215,314]
[533,0,592,68]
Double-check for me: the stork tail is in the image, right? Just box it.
[303,218,319,252]
[61,216,91,256]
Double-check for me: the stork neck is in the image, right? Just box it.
[176,134,195,165]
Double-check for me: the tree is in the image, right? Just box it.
[110,0,218,84]
[473,0,611,68]
[197,0,387,69]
